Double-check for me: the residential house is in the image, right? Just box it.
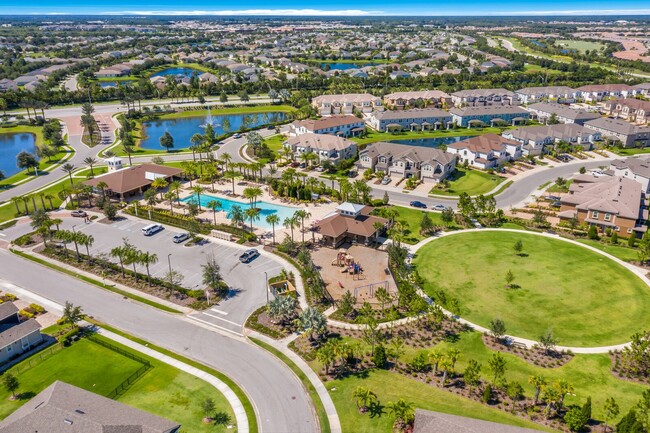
[634,83,650,97]
[0,381,181,433]
[609,156,650,193]
[584,117,650,147]
[450,88,518,107]
[0,78,17,92]
[502,123,601,155]
[95,63,132,78]
[0,303,43,365]
[446,134,522,169]
[358,141,456,183]
[311,93,383,116]
[284,133,357,164]
[448,105,530,128]
[576,84,637,102]
[557,175,647,237]
[383,90,452,109]
[289,115,365,138]
[526,102,601,125]
[413,409,544,433]
[515,86,577,105]
[315,202,388,248]
[367,108,452,132]
[602,98,650,125]
[84,163,183,200]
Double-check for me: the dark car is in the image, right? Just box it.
[239,249,260,263]
[172,233,190,244]
[410,201,427,209]
[71,210,87,218]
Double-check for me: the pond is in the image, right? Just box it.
[0,132,37,177]
[182,193,299,230]
[387,135,473,148]
[150,67,201,78]
[99,80,135,88]
[139,111,287,151]
[320,63,373,71]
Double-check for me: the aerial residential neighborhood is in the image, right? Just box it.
[0,7,650,433]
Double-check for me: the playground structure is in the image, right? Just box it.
[332,250,365,281]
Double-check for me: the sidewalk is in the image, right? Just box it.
[249,331,342,433]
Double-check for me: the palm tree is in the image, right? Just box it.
[283,215,298,243]
[243,186,263,209]
[190,133,204,162]
[122,242,141,281]
[110,245,128,277]
[352,387,377,413]
[223,170,239,195]
[169,180,182,204]
[151,177,169,200]
[11,197,22,215]
[294,209,311,243]
[244,207,261,232]
[79,233,95,259]
[206,200,222,225]
[164,191,176,215]
[386,399,415,429]
[44,194,55,210]
[191,185,205,211]
[61,163,76,185]
[122,144,134,166]
[266,214,280,244]
[83,157,98,177]
[139,251,158,286]
[220,152,232,173]
[529,374,547,405]
[230,205,244,227]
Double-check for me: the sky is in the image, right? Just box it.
[2,0,650,16]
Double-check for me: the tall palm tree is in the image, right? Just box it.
[122,144,134,166]
[294,209,311,244]
[61,163,76,185]
[283,215,298,243]
[11,197,22,215]
[110,245,128,277]
[139,251,158,286]
[83,157,98,177]
[191,185,205,211]
[244,207,260,232]
[266,214,280,245]
[169,180,182,204]
[206,200,222,225]
[151,177,169,200]
[352,387,377,413]
[223,170,239,195]
[79,233,95,259]
[44,194,55,210]
[164,191,176,216]
[220,152,232,173]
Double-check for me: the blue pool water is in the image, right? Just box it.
[182,193,299,230]
[320,63,372,70]
[99,80,134,88]
[139,112,287,150]
[151,67,200,78]
[388,135,472,148]
[0,133,37,177]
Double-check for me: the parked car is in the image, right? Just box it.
[410,201,427,209]
[142,223,164,236]
[172,233,190,244]
[432,204,448,211]
[290,162,300,168]
[348,170,358,178]
[470,218,483,229]
[550,201,562,208]
[233,133,242,139]
[299,163,307,169]
[266,125,275,130]
[316,166,325,172]
[239,249,260,263]
[381,177,391,185]
[545,195,561,201]
[70,210,87,218]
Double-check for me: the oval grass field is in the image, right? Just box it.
[413,231,650,347]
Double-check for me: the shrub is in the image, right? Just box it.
[19,310,34,319]
[482,384,492,404]
[373,344,387,368]
[29,303,45,314]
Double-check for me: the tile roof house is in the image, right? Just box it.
[413,409,544,433]
[558,175,648,237]
[315,203,388,248]
[515,86,577,105]
[584,117,650,147]
[367,108,452,132]
[525,102,600,125]
[449,105,530,128]
[602,98,650,125]
[358,141,456,183]
[447,134,522,169]
[450,88,518,107]
[577,84,638,102]
[289,115,365,138]
[383,90,452,109]
[0,303,43,365]
[84,163,183,200]
[0,381,181,433]
[284,133,358,164]
[502,123,601,156]
[311,93,383,116]
[610,156,650,193]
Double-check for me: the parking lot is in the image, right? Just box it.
[5,215,285,334]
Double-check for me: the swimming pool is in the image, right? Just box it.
[181,193,299,230]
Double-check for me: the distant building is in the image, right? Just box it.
[366,108,452,132]
[311,93,383,116]
[284,133,357,164]
[450,88,518,107]
[0,303,43,365]
[358,141,456,183]
[289,115,365,137]
[584,117,650,147]
[602,98,650,125]
[383,90,452,109]
[315,202,388,248]
[502,124,601,155]
[576,84,637,102]
[0,380,181,433]
[515,86,577,105]
[449,105,529,128]
[84,163,183,200]
[447,134,522,169]
[525,102,601,125]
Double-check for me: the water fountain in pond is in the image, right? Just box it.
[200,106,220,129]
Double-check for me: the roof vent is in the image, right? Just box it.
[63,419,73,425]
[75,409,85,415]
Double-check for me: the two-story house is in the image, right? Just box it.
[383,90,452,109]
[502,123,601,156]
[576,84,637,102]
[284,133,358,164]
[288,115,365,137]
[450,88,519,107]
[584,117,650,147]
[515,86,578,105]
[448,105,530,128]
[0,303,44,365]
[446,134,522,169]
[311,93,383,116]
[602,98,650,125]
[609,156,650,193]
[525,102,601,125]
[366,108,452,132]
[358,141,456,183]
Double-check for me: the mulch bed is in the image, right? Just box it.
[482,335,574,368]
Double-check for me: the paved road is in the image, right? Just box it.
[0,248,317,433]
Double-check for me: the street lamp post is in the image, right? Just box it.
[167,254,172,286]
[71,225,76,233]
[264,271,269,304]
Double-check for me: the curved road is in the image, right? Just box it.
[0,248,317,433]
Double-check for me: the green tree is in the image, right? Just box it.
[513,240,523,255]
[603,397,620,432]
[201,398,216,420]
[488,352,507,386]
[489,318,507,343]
[529,374,547,405]
[539,329,559,355]
[62,301,84,328]
[463,359,482,396]
[3,373,19,399]
[505,269,515,288]
[353,386,378,413]
[372,345,387,369]
[159,131,174,152]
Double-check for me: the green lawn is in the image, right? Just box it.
[157,105,297,120]
[0,337,235,432]
[0,178,73,223]
[265,134,287,155]
[429,168,505,197]
[613,147,650,156]
[326,369,557,433]
[413,231,650,346]
[387,206,459,244]
[575,238,641,262]
[353,127,509,146]
[556,39,606,53]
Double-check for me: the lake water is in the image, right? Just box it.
[182,193,299,230]
[320,63,372,70]
[0,132,37,177]
[151,67,200,78]
[139,112,287,150]
[388,135,472,148]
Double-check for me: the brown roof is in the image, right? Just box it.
[413,409,544,433]
[292,115,362,131]
[0,381,180,433]
[448,134,520,153]
[561,175,642,219]
[316,208,387,238]
[85,164,182,195]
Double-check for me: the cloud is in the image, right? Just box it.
[102,9,383,16]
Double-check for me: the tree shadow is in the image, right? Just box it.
[443,331,460,343]
[17,391,35,401]
[368,400,385,418]
[516,253,529,258]
[213,412,231,426]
